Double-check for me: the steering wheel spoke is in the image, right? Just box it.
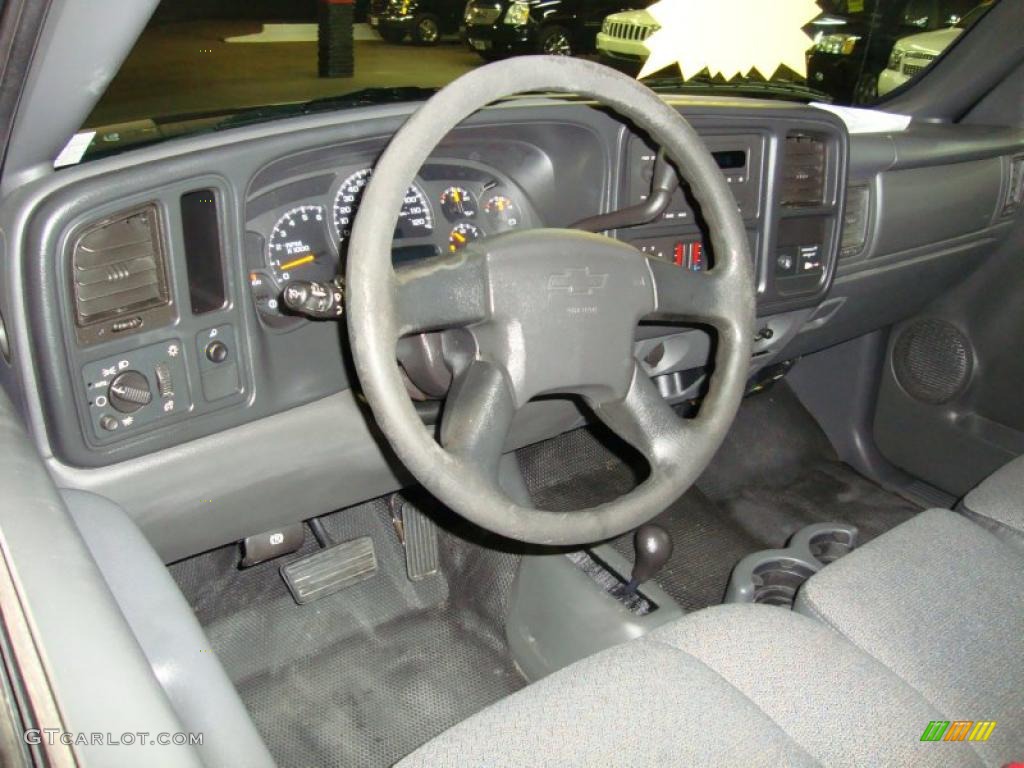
[440,360,518,482]
[590,363,691,474]
[394,250,490,337]
[644,258,738,328]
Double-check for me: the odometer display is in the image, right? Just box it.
[333,168,434,242]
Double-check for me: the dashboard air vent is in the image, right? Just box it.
[1001,156,1024,218]
[840,185,871,260]
[781,134,826,207]
[71,204,171,344]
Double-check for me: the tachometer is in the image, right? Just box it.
[267,205,335,285]
[333,168,434,242]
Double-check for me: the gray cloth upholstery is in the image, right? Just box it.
[796,508,1024,766]
[404,510,1023,767]
[962,454,1024,549]
[651,606,980,768]
[401,605,985,768]
[400,612,819,768]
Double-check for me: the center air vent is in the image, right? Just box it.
[781,134,826,207]
[71,203,173,345]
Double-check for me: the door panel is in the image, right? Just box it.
[874,211,1024,497]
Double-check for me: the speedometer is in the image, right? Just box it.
[333,168,434,243]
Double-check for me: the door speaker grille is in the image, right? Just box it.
[893,319,972,405]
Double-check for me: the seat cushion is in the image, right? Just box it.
[400,604,979,768]
[962,454,1024,550]
[651,606,977,768]
[796,508,1024,766]
[402,510,1023,767]
[399,623,818,767]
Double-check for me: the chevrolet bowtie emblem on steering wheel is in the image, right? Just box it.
[547,267,609,296]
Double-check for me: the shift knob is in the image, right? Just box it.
[627,524,673,592]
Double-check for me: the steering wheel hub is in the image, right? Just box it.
[470,228,656,406]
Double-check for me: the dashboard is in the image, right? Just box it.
[3,96,1021,561]
[31,108,849,469]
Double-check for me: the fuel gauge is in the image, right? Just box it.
[483,194,519,230]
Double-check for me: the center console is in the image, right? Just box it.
[619,115,846,315]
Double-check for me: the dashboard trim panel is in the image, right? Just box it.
[0,96,1019,561]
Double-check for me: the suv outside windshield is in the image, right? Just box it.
[79,0,997,159]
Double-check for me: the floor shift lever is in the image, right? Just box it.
[625,524,673,594]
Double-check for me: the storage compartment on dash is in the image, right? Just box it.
[180,189,227,315]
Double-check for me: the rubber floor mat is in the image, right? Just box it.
[518,385,922,611]
[171,498,523,768]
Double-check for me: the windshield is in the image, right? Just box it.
[77,0,998,159]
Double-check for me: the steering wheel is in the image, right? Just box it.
[347,57,754,545]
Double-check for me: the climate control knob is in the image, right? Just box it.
[108,370,152,413]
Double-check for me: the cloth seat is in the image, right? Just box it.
[960,454,1024,551]
[795,507,1024,765]
[400,509,1024,767]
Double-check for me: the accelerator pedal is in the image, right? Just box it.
[281,533,377,605]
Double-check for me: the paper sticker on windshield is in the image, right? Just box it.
[54,131,96,168]
[638,0,823,81]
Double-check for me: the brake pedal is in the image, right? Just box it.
[281,535,377,605]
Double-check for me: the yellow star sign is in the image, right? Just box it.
[638,0,823,81]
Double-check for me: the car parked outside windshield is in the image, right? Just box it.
[76,0,999,161]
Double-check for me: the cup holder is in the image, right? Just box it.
[750,558,819,606]
[806,529,857,564]
[725,523,859,609]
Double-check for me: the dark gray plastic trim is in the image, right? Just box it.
[2,0,161,194]
[881,0,1024,121]
[48,389,585,562]
[724,523,859,606]
[506,544,684,682]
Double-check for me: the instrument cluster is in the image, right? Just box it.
[250,162,531,319]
